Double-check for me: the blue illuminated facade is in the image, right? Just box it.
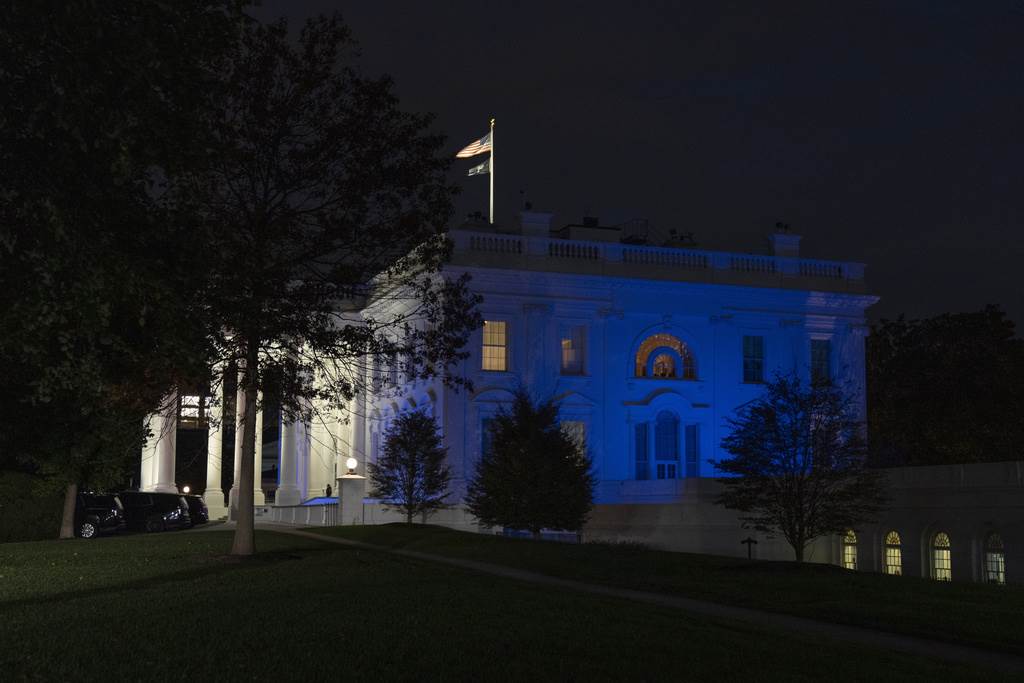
[364,212,877,505]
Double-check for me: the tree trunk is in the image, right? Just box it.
[531,529,541,540]
[406,510,413,524]
[793,541,805,563]
[230,344,259,556]
[59,482,78,539]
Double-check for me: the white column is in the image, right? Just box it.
[228,385,247,512]
[337,475,366,525]
[140,417,158,491]
[276,416,303,506]
[152,393,178,493]
[205,374,226,515]
[253,393,265,505]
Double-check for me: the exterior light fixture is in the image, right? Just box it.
[346,457,358,475]
[182,485,191,494]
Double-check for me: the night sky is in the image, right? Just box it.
[257,1,1024,326]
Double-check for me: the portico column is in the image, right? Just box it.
[205,373,227,516]
[228,384,247,513]
[152,392,178,493]
[253,393,265,505]
[276,416,304,506]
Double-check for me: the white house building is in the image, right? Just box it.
[137,211,1022,583]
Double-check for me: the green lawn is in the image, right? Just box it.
[0,530,1010,681]
[309,524,1024,657]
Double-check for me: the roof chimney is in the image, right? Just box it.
[520,210,554,237]
[768,232,801,258]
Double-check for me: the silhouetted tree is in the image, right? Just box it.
[0,1,246,536]
[368,412,451,524]
[466,390,596,538]
[867,306,1024,466]
[712,375,886,562]
[175,14,480,555]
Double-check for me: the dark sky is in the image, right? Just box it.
[256,1,1024,326]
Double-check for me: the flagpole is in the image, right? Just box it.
[489,117,495,225]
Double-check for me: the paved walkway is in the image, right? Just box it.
[252,524,1024,674]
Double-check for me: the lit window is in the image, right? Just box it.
[811,339,832,385]
[634,423,649,480]
[560,326,587,375]
[654,411,679,479]
[178,394,210,430]
[932,532,952,581]
[742,335,765,383]
[635,333,696,380]
[561,421,586,451]
[884,531,903,576]
[842,530,858,570]
[985,533,1006,585]
[482,320,508,371]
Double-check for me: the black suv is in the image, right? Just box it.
[119,492,192,532]
[75,492,127,539]
[183,495,209,526]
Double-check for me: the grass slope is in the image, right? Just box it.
[0,530,1008,681]
[309,524,1024,656]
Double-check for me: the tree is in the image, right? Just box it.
[368,411,451,524]
[712,375,886,562]
[176,14,480,555]
[0,1,247,536]
[867,306,1024,466]
[466,390,596,538]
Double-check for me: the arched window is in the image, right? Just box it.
[932,532,952,581]
[654,411,679,479]
[884,531,902,576]
[635,333,696,380]
[985,533,1006,585]
[842,530,858,570]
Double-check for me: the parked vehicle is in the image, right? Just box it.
[183,495,209,526]
[75,492,127,539]
[119,492,192,532]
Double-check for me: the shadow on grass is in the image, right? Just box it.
[0,547,334,611]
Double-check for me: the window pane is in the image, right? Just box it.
[635,333,696,379]
[560,326,586,375]
[811,339,831,384]
[655,412,678,463]
[482,320,507,371]
[742,335,765,383]
[481,418,494,459]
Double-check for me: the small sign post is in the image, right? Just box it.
[741,536,758,560]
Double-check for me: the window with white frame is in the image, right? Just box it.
[810,338,832,385]
[482,320,508,371]
[742,335,765,383]
[178,394,211,430]
[842,530,858,570]
[932,532,952,581]
[884,531,903,576]
[985,533,1006,585]
[560,325,587,375]
[654,411,679,479]
[480,417,495,459]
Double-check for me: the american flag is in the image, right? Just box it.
[456,131,492,158]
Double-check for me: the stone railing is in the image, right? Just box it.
[450,230,866,292]
[264,503,339,526]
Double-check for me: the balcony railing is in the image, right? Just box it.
[450,230,866,292]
